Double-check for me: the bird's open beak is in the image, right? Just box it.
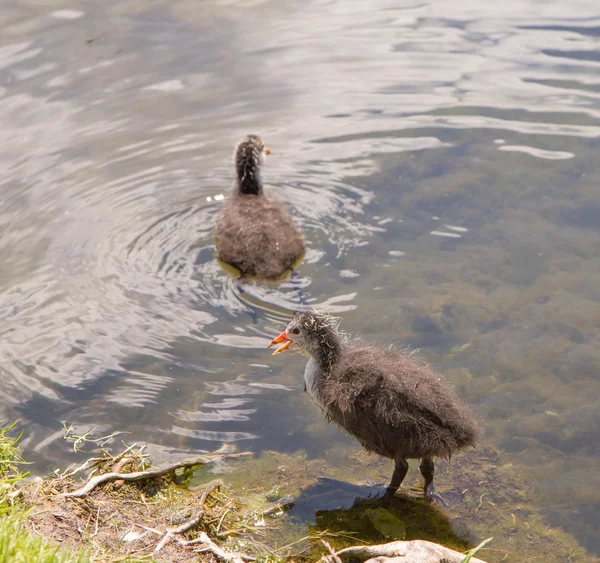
[268,331,292,355]
[264,146,271,155]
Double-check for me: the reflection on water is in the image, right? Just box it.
[1,0,599,559]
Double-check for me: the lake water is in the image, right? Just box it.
[1,1,599,561]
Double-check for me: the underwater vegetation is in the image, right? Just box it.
[220,445,595,562]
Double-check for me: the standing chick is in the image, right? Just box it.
[269,312,481,499]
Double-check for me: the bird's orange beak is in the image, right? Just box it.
[264,146,271,155]
[268,331,292,355]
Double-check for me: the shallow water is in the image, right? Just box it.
[1,0,599,559]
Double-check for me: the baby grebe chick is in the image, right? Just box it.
[268,312,481,499]
[215,135,305,280]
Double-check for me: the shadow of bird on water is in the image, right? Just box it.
[287,477,475,556]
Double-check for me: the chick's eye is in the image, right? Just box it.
[290,328,300,335]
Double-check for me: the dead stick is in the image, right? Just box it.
[152,482,253,562]
[263,495,295,517]
[60,444,142,480]
[112,456,135,474]
[154,482,219,553]
[111,456,136,488]
[329,541,487,563]
[136,524,163,536]
[321,540,342,563]
[194,531,249,563]
[59,457,104,479]
[58,453,250,498]
[110,443,140,465]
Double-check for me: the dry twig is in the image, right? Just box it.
[58,444,144,481]
[112,456,135,474]
[262,494,295,517]
[58,457,104,480]
[58,452,250,498]
[321,539,342,563]
[154,482,219,553]
[193,531,250,562]
[323,540,487,563]
[149,482,250,563]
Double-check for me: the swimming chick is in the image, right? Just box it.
[215,135,305,280]
[268,311,481,499]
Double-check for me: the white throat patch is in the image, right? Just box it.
[304,356,324,409]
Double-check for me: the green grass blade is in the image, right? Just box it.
[461,537,493,563]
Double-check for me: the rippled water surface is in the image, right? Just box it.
[1,0,599,560]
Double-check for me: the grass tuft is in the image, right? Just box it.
[0,421,27,479]
[0,422,92,563]
[0,510,90,563]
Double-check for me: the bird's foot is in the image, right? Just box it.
[363,486,415,503]
[358,485,444,505]
[424,484,449,507]
[393,487,429,502]
[351,484,392,506]
[365,486,391,501]
[383,486,397,499]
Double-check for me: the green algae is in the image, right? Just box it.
[364,508,406,540]
[216,445,597,562]
[311,497,466,552]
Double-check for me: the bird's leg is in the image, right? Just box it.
[419,457,435,498]
[384,457,409,498]
[419,457,448,505]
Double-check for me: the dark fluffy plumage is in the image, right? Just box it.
[217,196,305,279]
[323,347,480,460]
[275,311,481,498]
[216,135,305,280]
